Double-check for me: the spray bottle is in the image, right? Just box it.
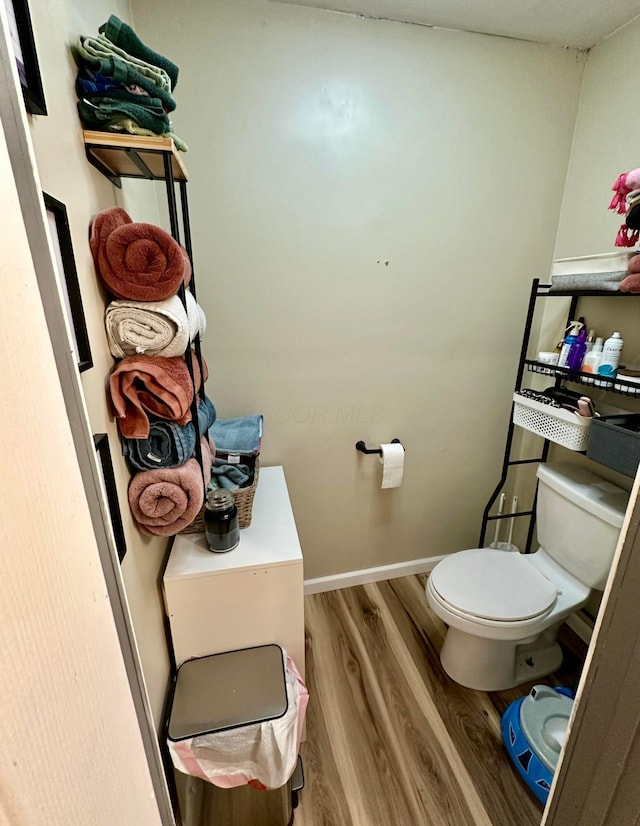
[582,337,604,384]
[566,325,588,371]
[557,320,584,369]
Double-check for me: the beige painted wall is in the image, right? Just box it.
[537,17,640,487]
[556,17,640,258]
[0,102,162,825]
[543,32,640,792]
[26,0,171,726]
[132,0,585,578]
[553,16,640,374]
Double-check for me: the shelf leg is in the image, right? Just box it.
[479,278,542,547]
[164,154,205,491]
[179,180,205,397]
[163,151,181,243]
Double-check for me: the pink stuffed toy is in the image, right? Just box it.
[610,169,640,246]
[619,253,640,292]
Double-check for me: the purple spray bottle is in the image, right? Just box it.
[566,323,587,371]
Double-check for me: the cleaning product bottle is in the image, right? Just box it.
[597,332,624,378]
[582,337,604,384]
[585,329,596,354]
[557,321,584,369]
[566,326,587,371]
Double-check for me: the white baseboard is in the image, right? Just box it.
[304,555,446,596]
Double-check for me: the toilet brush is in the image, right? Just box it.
[496,496,520,553]
[489,492,506,549]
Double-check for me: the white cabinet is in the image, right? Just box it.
[163,466,305,676]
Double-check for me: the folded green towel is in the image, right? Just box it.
[78,96,171,134]
[100,15,179,91]
[81,33,171,91]
[73,37,176,112]
[94,116,188,153]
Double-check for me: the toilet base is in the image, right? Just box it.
[440,625,563,692]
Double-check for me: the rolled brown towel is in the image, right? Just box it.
[110,354,195,439]
[128,437,213,536]
[90,206,191,301]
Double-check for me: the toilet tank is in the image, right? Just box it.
[536,462,629,590]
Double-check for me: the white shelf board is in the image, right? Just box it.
[164,466,302,580]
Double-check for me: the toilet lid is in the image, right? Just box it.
[430,549,558,622]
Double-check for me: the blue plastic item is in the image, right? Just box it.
[501,685,574,805]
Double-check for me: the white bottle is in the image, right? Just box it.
[597,332,624,378]
[582,337,603,384]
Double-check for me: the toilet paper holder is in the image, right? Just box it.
[355,438,403,455]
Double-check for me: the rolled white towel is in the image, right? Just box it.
[105,292,206,358]
[185,291,207,342]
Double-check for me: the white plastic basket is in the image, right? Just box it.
[512,392,592,451]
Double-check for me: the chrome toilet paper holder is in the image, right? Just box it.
[355,438,403,455]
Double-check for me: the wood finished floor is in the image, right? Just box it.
[295,575,585,826]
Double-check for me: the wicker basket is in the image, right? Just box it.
[180,459,260,534]
[512,392,591,452]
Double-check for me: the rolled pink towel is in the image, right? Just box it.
[90,206,191,301]
[128,437,213,536]
[628,254,640,274]
[619,253,640,292]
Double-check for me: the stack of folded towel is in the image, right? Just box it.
[549,252,638,293]
[209,415,263,491]
[90,205,215,536]
[73,14,186,150]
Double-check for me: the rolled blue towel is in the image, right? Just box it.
[209,414,262,454]
[197,396,217,434]
[209,459,252,491]
[123,396,216,470]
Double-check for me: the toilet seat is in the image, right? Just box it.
[429,549,558,623]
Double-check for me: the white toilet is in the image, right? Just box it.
[426,462,629,691]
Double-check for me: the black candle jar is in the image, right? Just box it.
[204,489,240,553]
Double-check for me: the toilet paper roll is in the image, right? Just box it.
[379,443,404,489]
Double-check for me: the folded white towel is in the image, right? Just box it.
[105,292,206,358]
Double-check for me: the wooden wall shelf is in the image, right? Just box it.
[83,131,188,187]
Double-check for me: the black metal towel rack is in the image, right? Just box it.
[84,133,207,492]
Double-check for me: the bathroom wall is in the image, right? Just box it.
[520,19,640,620]
[553,15,640,375]
[535,15,640,489]
[132,0,584,578]
[26,0,171,727]
[0,103,162,826]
